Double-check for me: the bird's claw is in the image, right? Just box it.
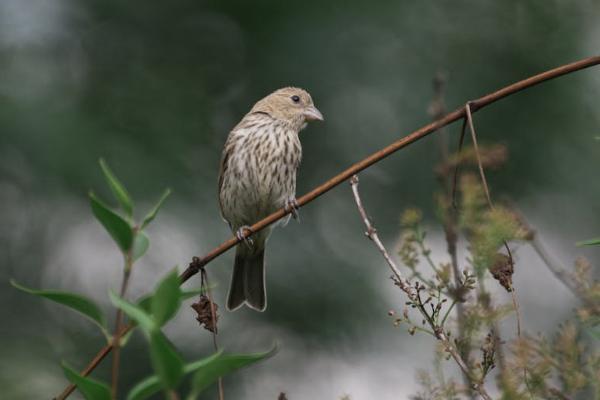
[284,198,300,221]
[236,226,254,248]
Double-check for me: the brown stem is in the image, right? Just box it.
[507,206,595,309]
[431,74,475,399]
[179,56,600,283]
[54,325,133,400]
[350,175,493,400]
[201,269,224,400]
[54,55,600,399]
[464,102,528,396]
[111,257,132,399]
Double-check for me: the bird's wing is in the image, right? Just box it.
[217,136,233,222]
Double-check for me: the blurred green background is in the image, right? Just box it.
[1,0,599,398]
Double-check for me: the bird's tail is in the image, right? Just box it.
[227,242,266,311]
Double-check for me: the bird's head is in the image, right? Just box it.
[250,87,323,130]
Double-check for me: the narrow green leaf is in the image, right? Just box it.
[118,328,136,347]
[182,350,224,374]
[136,286,202,316]
[141,188,171,229]
[127,351,222,400]
[89,192,133,253]
[132,231,150,262]
[137,294,153,314]
[576,237,600,247]
[109,290,155,334]
[62,362,111,400]
[11,280,108,335]
[126,374,162,400]
[99,158,134,217]
[151,269,182,326]
[181,288,204,300]
[188,345,278,398]
[150,331,184,389]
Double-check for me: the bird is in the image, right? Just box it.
[218,87,323,311]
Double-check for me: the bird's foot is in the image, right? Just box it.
[235,225,254,248]
[284,197,300,221]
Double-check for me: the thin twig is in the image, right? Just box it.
[464,103,523,332]
[440,299,457,327]
[350,175,493,400]
[464,104,493,208]
[464,103,531,397]
[54,325,133,400]
[177,56,600,284]
[509,207,600,312]
[431,75,476,400]
[349,176,406,284]
[111,249,134,398]
[200,268,224,400]
[452,118,469,209]
[531,236,580,295]
[54,56,600,399]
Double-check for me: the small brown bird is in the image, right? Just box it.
[218,87,323,311]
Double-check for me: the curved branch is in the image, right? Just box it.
[55,55,600,399]
[179,55,600,281]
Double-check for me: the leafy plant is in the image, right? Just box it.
[394,147,600,400]
[11,159,277,399]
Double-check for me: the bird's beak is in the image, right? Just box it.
[303,106,324,121]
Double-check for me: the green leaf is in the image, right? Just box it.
[181,288,204,300]
[127,351,222,400]
[11,280,108,337]
[118,328,136,347]
[89,192,133,253]
[126,374,162,400]
[132,231,150,261]
[150,331,184,389]
[109,290,155,334]
[62,362,111,400]
[188,345,278,398]
[141,188,171,229]
[137,294,153,314]
[136,286,202,316]
[576,237,600,247]
[152,269,182,326]
[99,158,134,218]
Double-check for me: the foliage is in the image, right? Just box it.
[395,145,600,400]
[10,160,276,399]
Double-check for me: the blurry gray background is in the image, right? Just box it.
[1,0,599,399]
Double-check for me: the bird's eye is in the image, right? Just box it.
[291,95,300,103]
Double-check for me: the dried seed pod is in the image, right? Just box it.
[191,295,219,333]
[490,253,514,292]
